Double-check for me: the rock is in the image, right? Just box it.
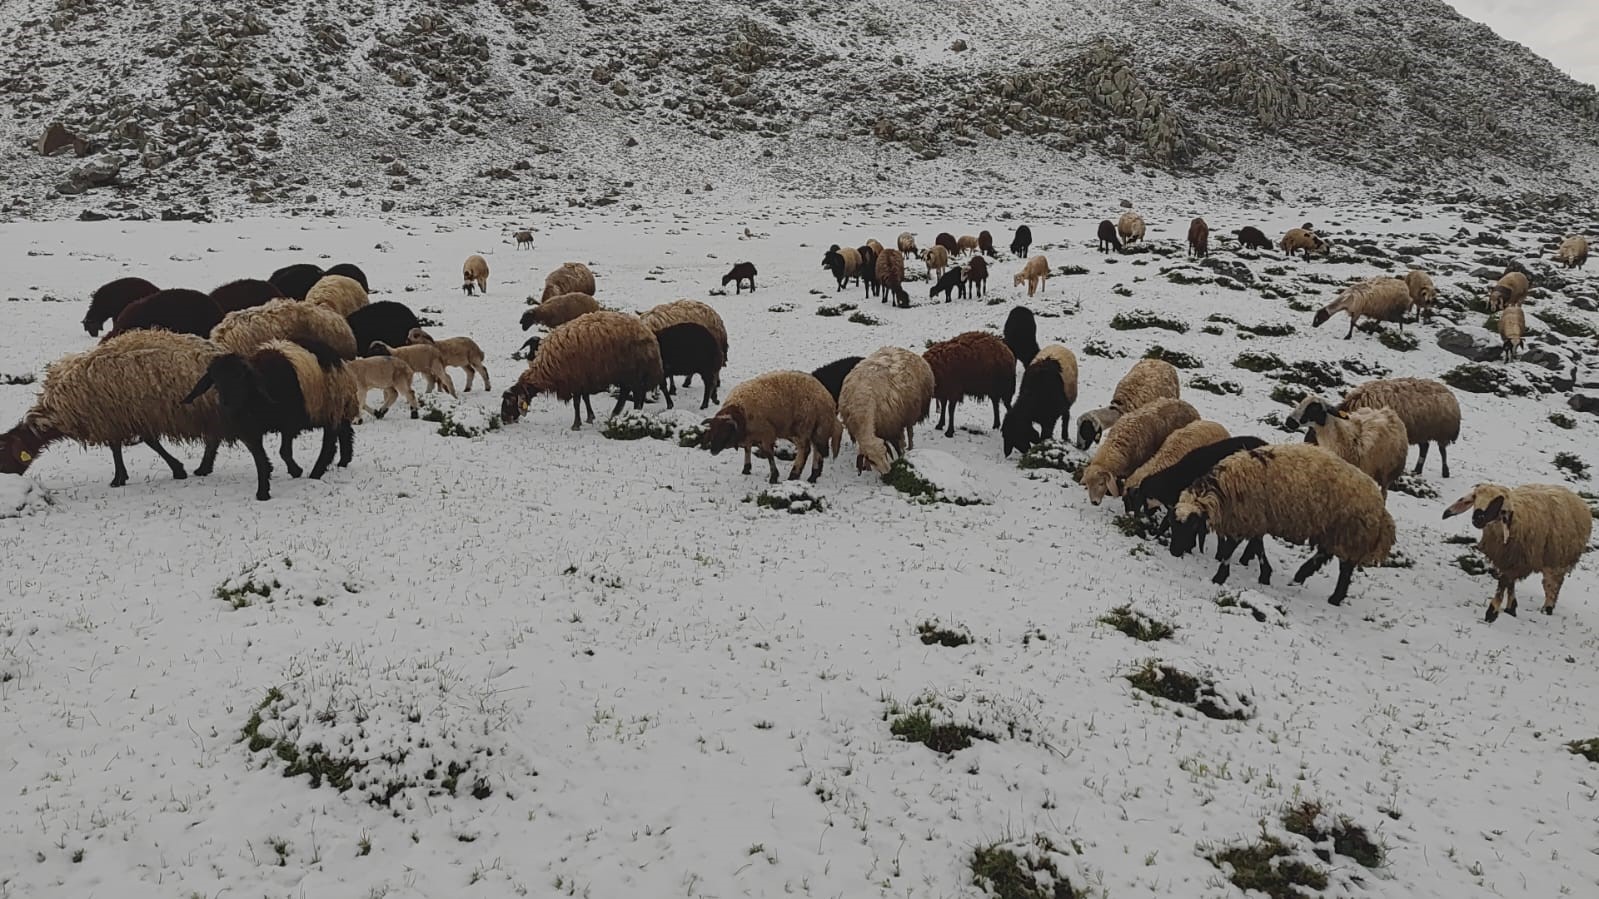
[55,153,121,195]
[1569,394,1599,416]
[1469,266,1501,280]
[380,199,396,212]
[36,122,89,157]
[1436,326,1502,362]
[1520,346,1569,372]
[948,39,968,52]
[1119,198,1133,208]
[77,209,111,221]
[385,161,408,177]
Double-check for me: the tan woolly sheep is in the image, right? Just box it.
[839,346,935,475]
[923,245,950,280]
[520,292,601,331]
[347,355,419,420]
[463,254,490,296]
[897,232,918,256]
[305,274,370,319]
[1013,254,1050,297]
[407,327,490,392]
[1123,420,1230,501]
[1074,358,1181,450]
[865,238,885,257]
[1554,234,1588,270]
[212,299,359,360]
[1286,396,1409,496]
[500,311,665,429]
[957,234,979,256]
[1336,378,1460,477]
[1312,277,1411,339]
[1117,212,1145,245]
[1081,397,1200,505]
[541,262,597,303]
[1402,269,1437,321]
[877,248,909,307]
[1279,227,1327,260]
[514,230,534,250]
[368,340,457,397]
[1499,303,1525,362]
[1443,483,1593,622]
[1486,271,1529,311]
[698,371,842,483]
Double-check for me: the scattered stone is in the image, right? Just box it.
[1436,326,1502,362]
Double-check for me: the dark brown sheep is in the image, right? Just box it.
[876,248,908,307]
[964,257,989,297]
[83,277,159,337]
[721,262,757,294]
[104,289,224,341]
[1187,217,1209,258]
[267,264,325,301]
[922,331,1016,437]
[210,279,284,314]
[977,230,995,258]
[935,232,958,256]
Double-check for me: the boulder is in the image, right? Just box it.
[1200,256,1255,285]
[54,153,121,195]
[36,122,88,157]
[1569,394,1599,416]
[1519,346,1569,372]
[1436,326,1501,362]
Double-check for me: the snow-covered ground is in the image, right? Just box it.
[1,199,1596,899]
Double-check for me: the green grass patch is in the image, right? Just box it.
[1081,338,1123,359]
[1389,474,1439,500]
[1538,308,1596,339]
[970,836,1080,899]
[1281,800,1385,867]
[1110,310,1188,333]
[1200,324,1225,335]
[1549,412,1577,430]
[1208,837,1329,899]
[1144,345,1203,369]
[1455,553,1489,576]
[749,484,825,514]
[1126,659,1251,720]
[1098,605,1174,641]
[1164,268,1211,285]
[601,411,677,441]
[816,302,857,317]
[1554,452,1589,480]
[0,373,35,385]
[1237,321,1296,337]
[1568,738,1599,764]
[888,709,994,754]
[421,404,501,438]
[240,688,361,792]
[1112,285,1134,297]
[848,311,882,326]
[1377,329,1420,352]
[883,458,983,505]
[1275,360,1346,391]
[1232,351,1284,372]
[1189,375,1242,396]
[1017,440,1079,472]
[1057,264,1089,276]
[916,620,971,647]
[1441,363,1532,397]
[216,576,279,610]
[1268,384,1304,407]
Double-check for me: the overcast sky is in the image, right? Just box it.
[1447,1,1599,86]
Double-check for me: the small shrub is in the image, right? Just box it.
[1189,375,1242,396]
[1441,363,1532,397]
[1568,738,1599,764]
[1549,412,1577,430]
[1554,452,1589,480]
[1378,549,1414,569]
[1281,801,1385,868]
[1110,310,1188,333]
[1377,329,1419,351]
[1237,321,1296,337]
[1098,605,1174,641]
[1455,553,1489,575]
[1538,308,1596,339]
[970,836,1080,899]
[1276,360,1346,390]
[750,482,825,514]
[916,620,971,647]
[816,302,857,317]
[1144,345,1203,369]
[1081,338,1123,359]
[1232,351,1284,372]
[602,411,678,441]
[1017,440,1079,472]
[1206,313,1239,325]
[1268,385,1303,407]
[1389,474,1439,499]
[1208,837,1329,899]
[1,373,35,386]
[1126,660,1251,720]
[888,709,993,753]
[848,311,882,325]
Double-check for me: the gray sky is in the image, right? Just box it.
[1447,1,1599,86]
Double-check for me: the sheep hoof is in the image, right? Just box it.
[373,409,387,420]
[109,477,127,488]
[1327,594,1345,606]
[256,491,271,502]
[1484,607,1498,623]
[1505,604,1518,617]
[171,470,187,481]
[286,466,302,479]
[1540,606,1552,616]
[410,410,419,419]
[741,463,752,475]
[569,423,582,432]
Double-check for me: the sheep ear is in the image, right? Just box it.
[1442,494,1476,518]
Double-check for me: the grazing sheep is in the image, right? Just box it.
[324,264,369,292]
[1286,396,1409,496]
[520,292,601,331]
[1499,303,1525,362]
[1486,271,1529,311]
[1236,226,1273,251]
[839,346,935,474]
[347,355,419,420]
[541,262,597,302]
[407,327,490,392]
[462,254,490,296]
[348,301,423,357]
[1187,217,1209,258]
[923,245,950,281]
[923,331,1016,437]
[182,339,358,501]
[877,248,909,307]
[1117,212,1145,245]
[268,263,325,300]
[1003,306,1039,368]
[1443,483,1593,622]
[1402,269,1437,321]
[1124,435,1267,526]
[978,230,996,258]
[1312,277,1411,339]
[1010,225,1032,258]
[957,234,979,256]
[897,232,919,256]
[1280,227,1327,260]
[930,267,966,303]
[305,274,370,319]
[1337,377,1460,478]
[1074,358,1181,450]
[964,257,989,298]
[368,340,456,397]
[1014,254,1050,297]
[699,371,841,483]
[514,230,534,250]
[935,232,958,256]
[0,330,226,488]
[1081,398,1201,505]
[1122,420,1230,512]
[810,356,863,403]
[1096,220,1123,254]
[858,245,880,300]
[83,277,159,336]
[721,261,758,294]
[104,288,224,341]
[212,298,358,360]
[1000,345,1078,456]
[210,279,283,314]
[860,239,882,258]
[654,322,723,409]
[1554,234,1589,270]
[500,311,666,428]
[639,300,729,394]
[822,245,862,292]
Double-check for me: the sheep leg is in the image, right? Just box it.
[437,369,459,398]
[337,424,354,468]
[1343,318,1355,340]
[1292,550,1332,585]
[992,395,1007,430]
[905,425,915,453]
[701,376,714,410]
[1540,569,1566,615]
[278,433,303,478]
[143,436,188,480]
[477,364,491,392]
[195,439,220,477]
[657,379,673,411]
[1211,537,1240,584]
[1504,581,1519,617]
[1412,442,1428,475]
[309,428,338,479]
[244,435,273,501]
[788,439,810,481]
[374,387,397,419]
[1327,559,1355,606]
[462,365,476,392]
[766,442,781,484]
[402,381,420,419]
[808,439,826,483]
[1438,443,1449,479]
[570,398,584,431]
[944,401,957,439]
[741,445,753,476]
[1240,539,1273,585]
[108,443,130,488]
[1485,579,1511,622]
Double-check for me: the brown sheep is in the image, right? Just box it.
[541,262,597,302]
[1499,303,1525,362]
[407,327,490,392]
[822,245,863,292]
[1280,227,1327,260]
[1187,217,1209,258]
[1444,483,1593,622]
[104,289,224,341]
[212,299,358,360]
[1402,269,1437,321]
[923,245,950,280]
[210,279,284,315]
[1082,398,1201,505]
[514,230,534,250]
[699,371,842,483]
[1013,255,1050,297]
[977,230,995,257]
[500,311,665,428]
[1554,235,1588,270]
[877,248,909,307]
[521,292,602,331]
[957,234,979,256]
[1338,378,1461,478]
[1486,271,1529,311]
[305,275,370,319]
[922,331,1016,437]
[1312,277,1411,339]
[935,232,957,256]
[83,277,159,336]
[462,255,490,296]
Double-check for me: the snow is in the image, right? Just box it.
[0,475,51,518]
[0,198,1597,899]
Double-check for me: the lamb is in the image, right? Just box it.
[1187,217,1209,258]
[212,299,359,360]
[324,263,370,291]
[857,245,880,300]
[923,331,1016,437]
[935,232,958,256]
[500,311,666,428]
[1010,225,1032,258]
[1081,398,1200,505]
[210,279,283,314]
[462,254,490,296]
[1554,234,1589,270]
[1000,345,1078,456]
[978,230,996,258]
[930,267,966,302]
[1117,212,1145,245]
[1286,396,1409,496]
[0,330,227,488]
[407,327,490,392]
[520,292,601,331]
[1499,303,1525,362]
[877,248,909,308]
[963,257,989,298]
[1312,277,1411,339]
[268,263,325,300]
[1486,271,1529,311]
[541,262,597,302]
[1402,269,1437,321]
[1096,220,1123,253]
[1443,483,1593,622]
[1002,305,1039,368]
[1170,444,1396,605]
[368,340,456,397]
[639,300,729,394]
[810,356,863,403]
[82,277,159,336]
[1074,358,1181,449]
[1122,420,1230,513]
[721,262,758,294]
[1336,377,1460,478]
[1279,227,1327,260]
[514,230,535,250]
[347,355,419,420]
[822,245,862,292]
[957,234,979,256]
[654,322,723,409]
[698,371,842,483]
[1123,435,1267,525]
[182,339,358,502]
[305,274,370,319]
[923,245,950,281]
[838,346,935,474]
[897,232,919,256]
[348,301,423,357]
[1014,254,1050,297]
[104,289,224,341]
[1236,226,1273,251]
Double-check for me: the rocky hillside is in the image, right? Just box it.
[4,0,1599,217]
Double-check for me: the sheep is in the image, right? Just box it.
[930,267,965,303]
[210,279,283,314]
[347,355,419,420]
[1499,303,1525,362]
[1081,398,1201,505]
[1443,483,1593,622]
[957,234,979,256]
[865,239,885,257]
[822,245,862,292]
[721,262,758,294]
[1014,254,1050,297]
[639,300,728,393]
[1486,271,1529,311]
[810,356,863,403]
[212,298,359,360]
[1402,269,1437,321]
[1000,344,1078,456]
[964,257,989,298]
[698,371,841,483]
[935,232,958,256]
[654,322,723,409]
[897,232,918,256]
[923,331,1016,437]
[839,346,934,474]
[1123,435,1267,529]
[500,311,665,428]
[407,328,490,392]
[0,330,226,488]
[1554,234,1589,270]
[1074,358,1181,450]
[857,245,880,300]
[877,248,909,308]
[978,230,996,258]
[1187,217,1209,258]
[541,262,597,302]
[1236,226,1273,251]
[1010,225,1032,258]
[348,301,423,357]
[1312,277,1411,339]
[1336,377,1460,478]
[1003,306,1039,368]
[514,230,534,250]
[1096,220,1123,253]
[83,276,159,336]
[520,292,601,332]
[368,340,456,397]
[1280,227,1327,260]
[1122,420,1230,513]
[182,339,358,502]
[305,274,370,319]
[104,289,224,340]
[1286,396,1409,496]
[923,245,950,281]
[462,254,490,296]
[1117,212,1145,245]
[1170,444,1396,605]
[268,263,325,300]
[324,263,370,291]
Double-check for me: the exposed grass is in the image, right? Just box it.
[216,576,278,610]
[1214,591,1276,623]
[1568,738,1599,764]
[1538,308,1596,339]
[1455,553,1489,576]
[1189,375,1243,396]
[1268,385,1304,407]
[883,457,983,505]
[847,311,882,325]
[1081,338,1123,359]
[888,709,994,754]
[1232,351,1284,372]
[1057,264,1089,276]
[1098,605,1175,642]
[1237,321,1296,337]
[916,620,972,647]
[1111,513,1154,539]
[1126,659,1250,720]
[1377,329,1420,351]
[970,836,1080,899]
[1144,345,1203,369]
[1549,412,1577,430]
[1275,360,1346,391]
[676,423,706,448]
[1164,268,1211,285]
[1208,837,1329,899]
[240,688,361,793]
[749,485,825,514]
[601,411,678,442]
[1389,474,1439,500]
[421,404,502,438]
[1441,363,1532,397]
[0,373,35,385]
[1016,440,1079,472]
[1554,452,1589,480]
[1200,324,1226,335]
[815,302,857,317]
[1110,310,1188,333]
[1281,800,1385,868]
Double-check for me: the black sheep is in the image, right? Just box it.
[324,263,369,291]
[654,323,719,409]
[810,356,863,403]
[1002,306,1039,368]
[1000,355,1074,457]
[964,258,989,297]
[821,246,852,292]
[210,278,283,314]
[348,301,422,357]
[1236,227,1273,251]
[721,262,757,294]
[978,230,996,258]
[929,267,965,303]
[268,263,325,300]
[83,277,159,336]
[1010,225,1032,258]
[1125,436,1268,520]
[104,289,223,341]
[1096,220,1123,254]
[857,246,880,300]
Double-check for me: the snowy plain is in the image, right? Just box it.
[0,197,1597,899]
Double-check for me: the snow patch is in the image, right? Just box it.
[0,476,52,518]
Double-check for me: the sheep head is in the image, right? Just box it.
[0,421,53,475]
[1311,307,1334,328]
[1443,484,1514,544]
[1168,498,1210,558]
[1285,396,1335,430]
[461,276,477,297]
[1074,408,1117,451]
[519,308,540,331]
[1083,467,1121,506]
[406,327,435,345]
[500,376,538,423]
[698,405,746,455]
[1000,411,1039,458]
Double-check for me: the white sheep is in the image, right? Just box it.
[1081,398,1201,505]
[839,346,935,474]
[1312,277,1411,339]
[1074,358,1181,449]
[1444,483,1592,622]
[1286,396,1409,497]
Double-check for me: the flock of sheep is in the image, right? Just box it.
[0,215,1592,624]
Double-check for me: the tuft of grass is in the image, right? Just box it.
[1098,605,1174,641]
[1164,268,1211,285]
[1057,264,1089,276]
[1200,324,1226,335]
[421,404,502,438]
[1377,329,1419,351]
[1237,321,1296,337]
[1126,660,1250,720]
[1208,837,1329,899]
[970,836,1080,899]
[216,576,278,610]
[916,620,971,647]
[750,484,825,514]
[815,302,857,317]
[1275,360,1346,391]
[883,457,982,505]
[1110,310,1188,333]
[889,709,994,754]
[1554,452,1589,480]
[676,423,706,448]
[1232,351,1284,372]
[1017,440,1079,472]
[1081,338,1123,359]
[1144,345,1203,369]
[1268,385,1303,407]
[1455,552,1489,576]
[1189,375,1242,396]
[1549,412,1577,430]
[847,311,882,325]
[1441,363,1532,397]
[1568,738,1599,764]
[1111,513,1154,539]
[601,412,678,442]
[1,373,36,385]
[1281,800,1385,868]
[1388,474,1439,499]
